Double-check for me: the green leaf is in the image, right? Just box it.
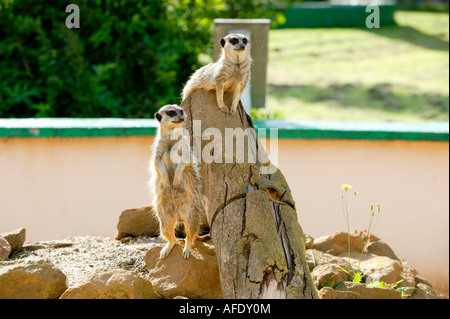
[352,272,362,283]
[336,265,349,274]
[334,281,346,290]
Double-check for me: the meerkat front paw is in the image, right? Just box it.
[229,108,237,116]
[218,102,229,115]
[182,246,192,259]
[160,242,174,259]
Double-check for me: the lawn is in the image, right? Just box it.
[263,10,449,122]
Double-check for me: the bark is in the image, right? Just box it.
[181,90,318,299]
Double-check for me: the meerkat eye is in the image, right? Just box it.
[179,110,184,115]
[166,110,176,117]
[243,38,248,45]
[230,38,238,45]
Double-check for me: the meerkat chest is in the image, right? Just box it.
[223,63,248,91]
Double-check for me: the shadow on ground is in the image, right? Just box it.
[268,83,449,121]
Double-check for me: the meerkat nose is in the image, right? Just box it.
[240,44,245,49]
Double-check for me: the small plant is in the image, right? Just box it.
[341,184,358,278]
[340,184,381,278]
[357,203,381,272]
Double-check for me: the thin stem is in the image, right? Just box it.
[343,191,351,278]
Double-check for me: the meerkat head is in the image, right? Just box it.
[220,33,250,59]
[154,104,185,129]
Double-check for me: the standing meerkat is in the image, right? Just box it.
[181,33,251,116]
[148,104,203,259]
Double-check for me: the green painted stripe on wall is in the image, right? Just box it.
[0,118,448,141]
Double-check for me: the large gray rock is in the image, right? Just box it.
[0,257,67,299]
[0,237,11,261]
[311,263,347,289]
[411,283,443,299]
[116,206,160,240]
[60,268,158,299]
[0,228,26,253]
[358,256,403,285]
[336,281,402,299]
[144,240,222,299]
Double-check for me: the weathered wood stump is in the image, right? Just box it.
[181,90,318,299]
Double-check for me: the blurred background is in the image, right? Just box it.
[0,0,448,121]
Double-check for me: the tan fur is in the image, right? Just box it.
[148,104,203,259]
[182,33,251,116]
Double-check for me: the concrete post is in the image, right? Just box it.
[213,19,271,112]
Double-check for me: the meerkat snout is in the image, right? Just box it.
[154,104,185,125]
[220,34,250,53]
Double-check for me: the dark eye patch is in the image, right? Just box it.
[230,38,238,45]
[243,38,248,45]
[179,109,183,115]
[166,110,176,117]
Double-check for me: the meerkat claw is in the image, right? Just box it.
[182,247,191,259]
[160,242,174,259]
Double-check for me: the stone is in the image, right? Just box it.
[0,257,67,299]
[116,206,160,240]
[313,230,365,256]
[311,264,347,289]
[0,237,11,261]
[318,287,360,299]
[22,240,74,252]
[336,281,402,299]
[397,259,417,289]
[358,256,403,285]
[410,283,442,299]
[60,268,158,299]
[365,239,399,261]
[0,228,26,253]
[144,239,222,299]
[305,234,314,250]
[305,249,349,271]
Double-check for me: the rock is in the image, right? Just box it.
[397,259,417,289]
[0,228,26,253]
[60,268,158,299]
[23,241,74,252]
[305,234,314,250]
[0,257,67,299]
[0,237,11,261]
[116,206,160,240]
[311,264,347,289]
[414,274,433,287]
[336,281,402,299]
[358,256,403,285]
[305,249,349,271]
[144,239,222,299]
[318,287,360,299]
[313,231,365,256]
[410,283,442,299]
[365,239,399,261]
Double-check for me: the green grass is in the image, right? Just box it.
[265,11,449,122]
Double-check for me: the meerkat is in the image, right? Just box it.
[148,104,203,259]
[181,33,251,116]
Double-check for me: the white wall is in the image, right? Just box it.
[0,136,448,295]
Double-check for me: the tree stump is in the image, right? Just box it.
[181,90,318,299]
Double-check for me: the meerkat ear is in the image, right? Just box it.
[155,112,162,122]
[220,38,225,48]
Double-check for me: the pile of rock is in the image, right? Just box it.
[305,230,445,299]
[0,207,446,299]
